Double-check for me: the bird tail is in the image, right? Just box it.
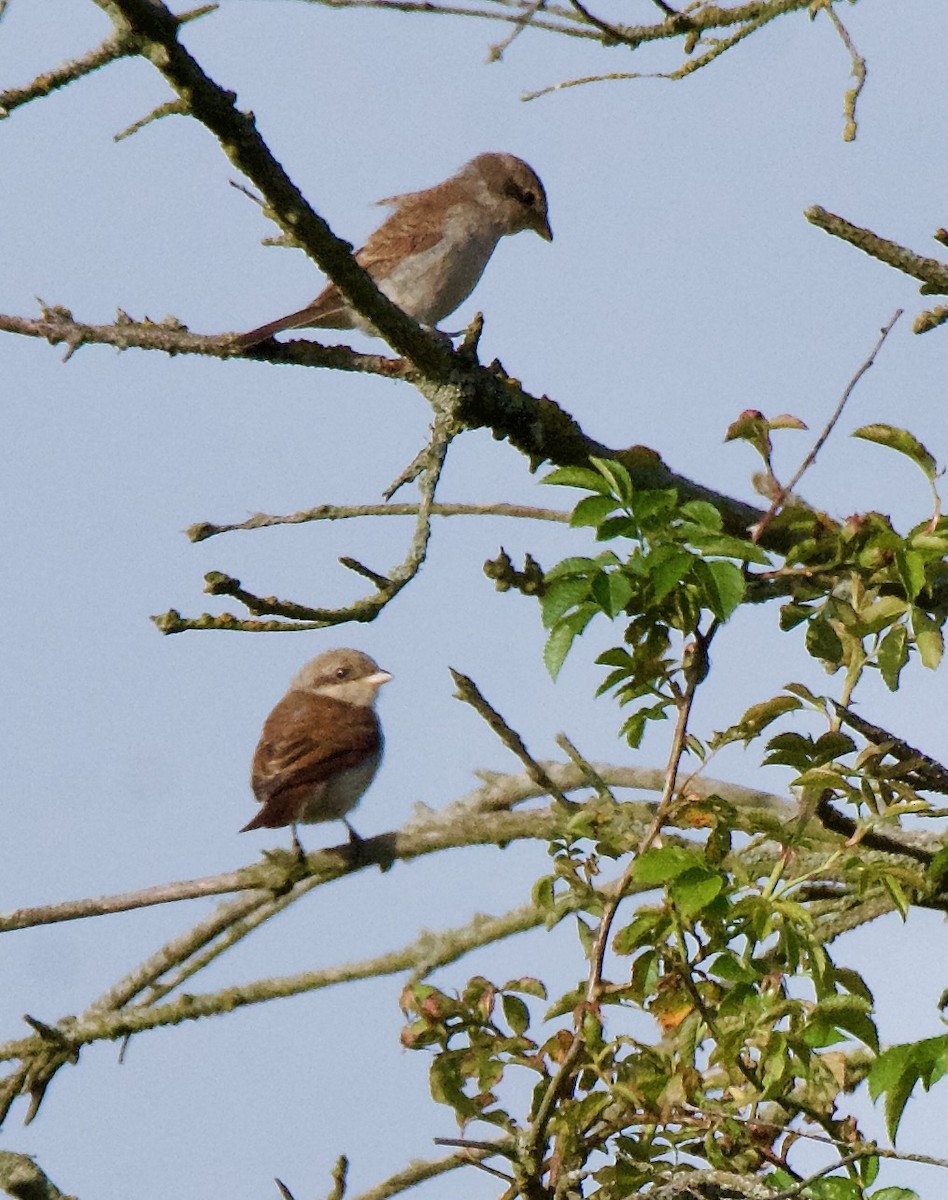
[232,306,324,350]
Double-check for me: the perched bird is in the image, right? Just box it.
[236,152,552,347]
[242,648,392,848]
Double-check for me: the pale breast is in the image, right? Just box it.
[375,211,502,327]
[298,749,382,822]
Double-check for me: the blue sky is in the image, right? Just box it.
[1,2,946,1198]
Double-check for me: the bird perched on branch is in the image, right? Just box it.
[242,649,392,851]
[235,152,552,347]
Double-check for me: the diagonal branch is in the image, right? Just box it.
[93,0,456,373]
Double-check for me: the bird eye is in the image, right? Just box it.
[335,667,349,680]
[503,180,537,208]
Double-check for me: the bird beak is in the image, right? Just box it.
[366,670,393,688]
[536,213,553,242]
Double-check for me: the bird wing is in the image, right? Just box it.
[245,693,381,829]
[302,179,472,321]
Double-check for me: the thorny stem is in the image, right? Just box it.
[521,625,715,1193]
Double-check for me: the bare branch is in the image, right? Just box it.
[187,501,570,543]
[0,1150,75,1200]
[806,206,948,296]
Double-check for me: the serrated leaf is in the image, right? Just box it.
[878,623,909,691]
[680,528,771,565]
[502,977,547,1000]
[590,456,634,505]
[670,867,724,919]
[646,546,696,602]
[693,557,745,620]
[597,647,636,669]
[808,1179,861,1199]
[542,466,613,493]
[596,515,637,541]
[868,1036,948,1141]
[733,694,803,740]
[783,681,826,707]
[531,876,555,911]
[591,570,635,617]
[780,601,813,631]
[540,576,591,628]
[858,1154,879,1186]
[612,908,670,954]
[501,994,530,1036]
[633,846,704,884]
[769,413,808,430]
[544,623,576,679]
[911,606,944,669]
[812,731,857,764]
[853,424,938,481]
[805,616,844,665]
[545,556,608,581]
[679,500,723,528]
[896,548,927,601]
[570,494,619,528]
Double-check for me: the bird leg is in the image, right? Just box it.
[291,824,306,862]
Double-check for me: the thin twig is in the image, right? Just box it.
[822,3,866,141]
[449,671,573,806]
[752,310,902,542]
[188,502,570,543]
[487,0,548,59]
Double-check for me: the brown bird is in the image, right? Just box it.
[236,152,552,347]
[242,649,392,849]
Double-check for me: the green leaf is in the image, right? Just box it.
[858,1155,879,1187]
[679,500,723,528]
[870,1189,920,1200]
[868,1035,948,1141]
[896,548,928,601]
[783,682,828,708]
[570,494,619,528]
[619,702,670,747]
[540,576,591,627]
[911,606,944,669]
[544,623,576,679]
[590,456,635,505]
[694,558,746,619]
[630,487,678,525]
[542,466,613,493]
[544,556,599,581]
[670,867,724,919]
[502,977,547,999]
[646,546,696,602]
[612,908,670,955]
[780,601,813,630]
[679,527,771,565]
[877,623,909,691]
[853,424,938,481]
[803,994,879,1051]
[596,515,638,541]
[812,731,857,765]
[730,695,803,742]
[501,994,530,1036]
[807,1179,861,1199]
[597,647,636,669]
[591,570,635,617]
[633,846,704,885]
[805,616,844,666]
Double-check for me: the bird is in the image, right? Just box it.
[241,648,392,851]
[235,152,552,347]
